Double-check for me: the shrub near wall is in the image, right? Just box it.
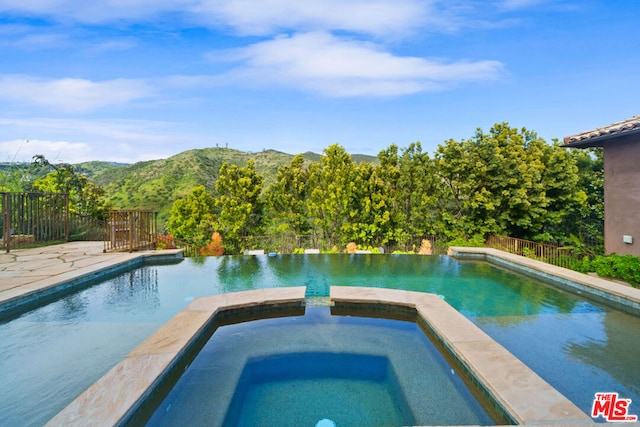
[578,254,640,288]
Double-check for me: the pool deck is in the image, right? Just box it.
[0,241,183,316]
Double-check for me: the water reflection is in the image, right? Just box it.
[216,256,264,292]
[474,308,639,418]
[29,292,90,323]
[204,254,594,319]
[103,268,160,314]
[564,309,640,416]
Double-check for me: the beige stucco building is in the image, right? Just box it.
[564,116,640,256]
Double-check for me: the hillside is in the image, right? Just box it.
[89,147,377,225]
[74,161,129,178]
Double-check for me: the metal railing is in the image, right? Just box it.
[104,210,158,252]
[485,235,582,269]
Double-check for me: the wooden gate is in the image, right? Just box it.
[104,210,158,252]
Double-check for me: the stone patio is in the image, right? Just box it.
[0,242,183,316]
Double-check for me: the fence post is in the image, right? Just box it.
[128,212,134,253]
[64,194,70,241]
[153,211,158,249]
[2,193,10,253]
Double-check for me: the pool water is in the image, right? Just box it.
[0,254,638,425]
[227,353,411,427]
[146,307,494,426]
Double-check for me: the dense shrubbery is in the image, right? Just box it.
[576,254,640,287]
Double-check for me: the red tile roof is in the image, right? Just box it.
[564,115,640,147]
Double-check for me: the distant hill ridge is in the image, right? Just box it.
[75,147,378,224]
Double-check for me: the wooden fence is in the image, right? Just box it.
[2,192,70,252]
[485,235,582,269]
[1,192,158,252]
[103,210,158,253]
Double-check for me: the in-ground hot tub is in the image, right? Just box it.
[147,306,494,426]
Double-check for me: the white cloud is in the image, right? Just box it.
[0,0,430,36]
[0,76,152,112]
[0,0,193,24]
[0,139,91,164]
[9,33,69,49]
[0,0,548,39]
[212,32,504,97]
[500,0,550,9]
[192,0,427,36]
[89,38,139,54]
[0,117,202,163]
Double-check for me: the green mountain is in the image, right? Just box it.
[86,147,377,226]
[74,161,129,177]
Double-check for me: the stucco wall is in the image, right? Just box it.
[604,136,640,256]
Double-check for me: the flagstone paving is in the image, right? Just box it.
[0,241,182,315]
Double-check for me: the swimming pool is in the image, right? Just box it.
[1,254,638,425]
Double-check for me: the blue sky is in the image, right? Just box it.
[0,0,638,164]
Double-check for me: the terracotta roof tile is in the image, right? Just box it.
[564,115,640,147]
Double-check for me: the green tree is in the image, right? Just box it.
[306,144,356,247]
[433,137,489,238]
[31,155,110,219]
[395,142,440,237]
[264,154,310,235]
[167,185,216,244]
[341,162,390,245]
[360,143,438,247]
[537,141,587,241]
[215,159,264,251]
[559,147,603,250]
[0,167,29,192]
[433,123,587,241]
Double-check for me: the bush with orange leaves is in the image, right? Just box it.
[156,234,175,250]
[200,232,225,256]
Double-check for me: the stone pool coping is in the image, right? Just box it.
[0,242,184,317]
[449,247,640,312]
[47,286,593,427]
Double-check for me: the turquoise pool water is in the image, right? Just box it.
[146,307,494,426]
[0,254,638,425]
